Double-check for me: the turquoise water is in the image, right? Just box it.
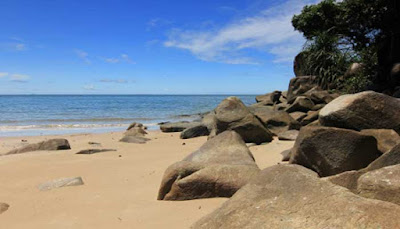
[0,95,257,136]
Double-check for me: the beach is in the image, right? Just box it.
[0,130,294,228]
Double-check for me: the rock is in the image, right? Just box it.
[345,63,364,77]
[325,143,400,192]
[289,111,307,122]
[0,203,9,214]
[285,96,314,113]
[357,164,400,205]
[286,76,317,102]
[201,111,216,131]
[301,110,319,126]
[306,119,320,126]
[311,103,325,111]
[76,149,117,154]
[6,139,71,155]
[289,126,380,177]
[193,164,400,229]
[361,129,400,153]
[124,127,147,137]
[119,136,150,144]
[391,63,400,85]
[38,177,84,191]
[278,130,299,141]
[157,131,260,200]
[293,52,306,76]
[180,124,209,139]
[303,87,337,104]
[211,97,273,144]
[160,121,200,133]
[273,102,288,111]
[319,91,400,133]
[251,107,300,135]
[127,122,144,130]
[255,91,281,105]
[281,149,291,161]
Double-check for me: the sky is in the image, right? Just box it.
[0,0,319,95]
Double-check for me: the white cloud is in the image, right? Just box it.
[0,72,8,78]
[15,43,26,51]
[104,54,135,64]
[164,0,319,64]
[10,74,30,82]
[74,49,91,64]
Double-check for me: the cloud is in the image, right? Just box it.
[74,49,91,64]
[164,0,319,64]
[10,74,30,82]
[0,72,8,78]
[103,54,135,64]
[99,78,129,83]
[15,43,26,51]
[83,84,95,90]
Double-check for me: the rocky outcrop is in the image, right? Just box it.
[357,164,400,205]
[38,177,84,191]
[360,129,400,153]
[0,203,9,214]
[210,97,273,144]
[250,107,300,135]
[6,139,71,155]
[286,76,317,102]
[319,91,400,133]
[160,121,201,133]
[157,131,260,201]
[289,126,380,177]
[180,124,209,139]
[193,165,400,229]
[120,122,150,143]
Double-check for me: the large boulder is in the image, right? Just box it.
[319,91,400,133]
[303,87,338,104]
[255,91,281,105]
[210,97,273,144]
[289,126,380,177]
[6,139,71,155]
[286,76,317,102]
[361,129,400,153]
[285,96,314,113]
[289,111,307,122]
[250,107,300,135]
[300,110,319,126]
[180,124,209,139]
[325,143,400,192]
[193,164,400,229]
[357,164,400,205]
[160,121,200,133]
[157,131,260,201]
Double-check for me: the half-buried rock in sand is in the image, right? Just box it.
[120,123,150,144]
[193,164,400,229]
[5,139,71,155]
[157,131,260,201]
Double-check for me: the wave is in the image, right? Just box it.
[0,117,158,124]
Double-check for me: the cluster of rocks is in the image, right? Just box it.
[156,75,400,228]
[159,75,340,146]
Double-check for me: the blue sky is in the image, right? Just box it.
[0,0,318,94]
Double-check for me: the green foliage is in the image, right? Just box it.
[292,0,397,93]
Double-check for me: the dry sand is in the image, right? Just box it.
[0,130,294,228]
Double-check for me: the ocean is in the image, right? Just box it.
[0,95,257,137]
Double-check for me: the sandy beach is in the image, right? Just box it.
[0,130,293,228]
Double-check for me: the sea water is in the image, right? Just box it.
[0,95,256,136]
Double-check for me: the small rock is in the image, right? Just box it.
[38,177,84,191]
[76,149,116,155]
[0,203,9,214]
